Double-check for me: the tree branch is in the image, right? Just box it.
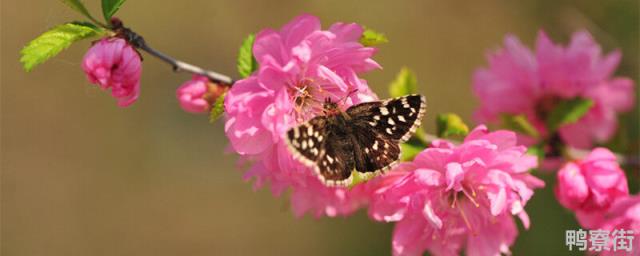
[418,129,638,168]
[137,43,234,85]
[111,18,235,86]
[566,147,639,169]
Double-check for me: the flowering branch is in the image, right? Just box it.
[112,18,640,169]
[19,3,640,253]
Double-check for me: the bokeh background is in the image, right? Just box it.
[2,0,638,255]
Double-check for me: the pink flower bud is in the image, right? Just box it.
[82,38,142,107]
[555,148,629,212]
[176,75,226,113]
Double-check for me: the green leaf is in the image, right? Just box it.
[209,92,227,122]
[546,98,594,132]
[101,0,127,21]
[60,0,97,21]
[436,113,469,138]
[347,171,368,188]
[20,22,104,72]
[526,144,545,167]
[388,67,417,98]
[501,114,540,138]
[400,140,427,161]
[360,28,388,46]
[237,34,258,78]
[527,144,544,159]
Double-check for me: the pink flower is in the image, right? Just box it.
[369,126,544,256]
[473,30,635,149]
[176,75,226,113]
[224,14,380,217]
[596,195,640,255]
[555,148,629,212]
[82,38,142,107]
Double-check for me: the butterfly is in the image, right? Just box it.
[285,94,427,187]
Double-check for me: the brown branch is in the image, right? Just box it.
[566,147,639,169]
[110,18,235,86]
[419,129,638,168]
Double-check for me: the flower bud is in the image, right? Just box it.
[82,38,142,107]
[176,75,227,113]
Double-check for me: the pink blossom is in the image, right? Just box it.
[368,126,544,256]
[596,195,640,255]
[224,14,380,217]
[555,148,629,212]
[473,30,635,149]
[82,38,142,107]
[554,148,630,230]
[176,75,225,113]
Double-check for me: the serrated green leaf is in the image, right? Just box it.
[237,34,258,78]
[20,23,104,72]
[360,28,388,46]
[102,0,127,21]
[388,67,417,98]
[501,114,540,138]
[546,98,594,132]
[209,92,227,122]
[436,113,469,138]
[60,0,97,21]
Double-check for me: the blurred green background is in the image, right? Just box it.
[2,0,638,255]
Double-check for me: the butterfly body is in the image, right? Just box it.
[286,94,426,187]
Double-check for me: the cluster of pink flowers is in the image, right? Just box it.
[473,29,638,255]
[76,13,637,256]
[473,31,635,149]
[367,126,544,256]
[224,14,380,217]
[82,38,142,107]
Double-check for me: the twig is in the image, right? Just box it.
[567,147,640,168]
[110,18,235,86]
[138,43,234,85]
[419,129,638,168]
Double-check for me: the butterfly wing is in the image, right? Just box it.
[285,116,327,165]
[346,94,426,176]
[285,94,426,186]
[316,130,355,186]
[349,129,400,176]
[347,94,426,142]
[285,116,355,186]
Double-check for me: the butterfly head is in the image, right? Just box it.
[322,98,341,115]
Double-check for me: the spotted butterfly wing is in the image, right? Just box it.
[347,94,426,177]
[285,94,426,186]
[285,116,355,185]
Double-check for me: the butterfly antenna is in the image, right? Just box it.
[340,89,359,105]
